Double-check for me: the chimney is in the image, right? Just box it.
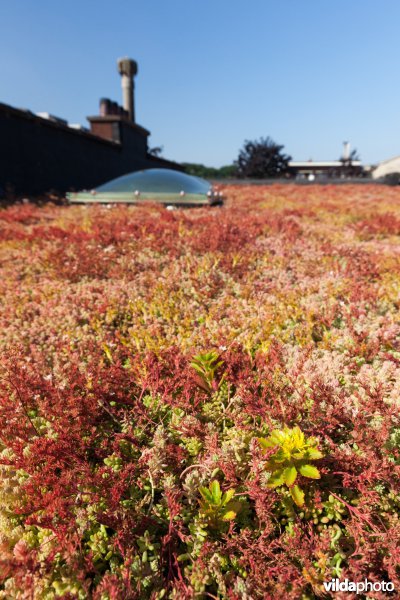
[342,141,350,161]
[99,98,110,116]
[117,57,138,122]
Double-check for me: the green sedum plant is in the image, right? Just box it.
[190,351,224,391]
[198,480,242,529]
[258,426,323,507]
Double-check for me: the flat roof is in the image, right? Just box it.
[289,161,362,167]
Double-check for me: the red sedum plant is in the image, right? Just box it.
[0,185,399,598]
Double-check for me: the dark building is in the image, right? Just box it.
[0,58,181,196]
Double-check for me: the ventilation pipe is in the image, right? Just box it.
[117,57,138,122]
[342,141,350,161]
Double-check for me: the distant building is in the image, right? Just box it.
[288,142,363,180]
[372,156,400,180]
[288,160,362,179]
[0,58,181,196]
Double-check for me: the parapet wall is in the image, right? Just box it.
[0,102,181,195]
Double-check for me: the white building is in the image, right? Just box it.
[372,156,400,179]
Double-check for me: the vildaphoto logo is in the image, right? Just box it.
[323,578,395,594]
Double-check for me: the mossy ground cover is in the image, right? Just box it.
[0,185,399,598]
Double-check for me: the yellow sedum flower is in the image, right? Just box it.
[258,426,323,506]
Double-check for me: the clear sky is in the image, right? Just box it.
[1,0,399,167]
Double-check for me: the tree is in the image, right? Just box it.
[218,164,236,178]
[235,137,291,178]
[182,163,236,179]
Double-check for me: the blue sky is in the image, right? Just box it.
[1,0,399,167]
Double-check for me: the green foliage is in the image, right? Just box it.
[190,350,224,391]
[130,530,162,592]
[103,453,123,472]
[87,523,115,562]
[258,426,323,506]
[181,436,203,456]
[198,480,242,529]
[182,163,236,179]
[386,427,400,465]
[235,136,291,178]
[201,380,233,423]
[52,580,85,597]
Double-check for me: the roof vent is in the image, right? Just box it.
[36,112,68,126]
